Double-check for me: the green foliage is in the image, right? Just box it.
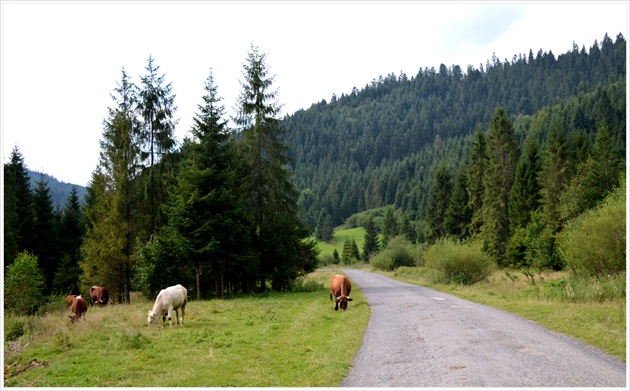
[369,236,416,271]
[423,238,495,285]
[506,210,562,270]
[557,176,626,276]
[426,162,453,241]
[362,217,380,262]
[4,252,46,315]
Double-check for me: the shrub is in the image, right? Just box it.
[424,238,495,285]
[4,252,46,315]
[369,236,415,271]
[557,179,625,276]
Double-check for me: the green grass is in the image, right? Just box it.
[4,270,369,387]
[387,266,626,362]
[317,226,367,258]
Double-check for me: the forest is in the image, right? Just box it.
[3,33,626,312]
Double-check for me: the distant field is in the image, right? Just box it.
[317,226,367,258]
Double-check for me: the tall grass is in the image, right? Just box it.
[4,270,369,387]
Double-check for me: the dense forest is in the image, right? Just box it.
[4,33,626,312]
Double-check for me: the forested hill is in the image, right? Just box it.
[28,170,87,208]
[283,33,626,230]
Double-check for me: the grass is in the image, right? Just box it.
[386,266,626,362]
[4,270,369,387]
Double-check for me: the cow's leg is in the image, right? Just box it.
[180,306,185,326]
[167,306,174,328]
[174,309,179,326]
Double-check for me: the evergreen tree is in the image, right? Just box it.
[508,132,542,232]
[444,163,471,239]
[539,114,570,230]
[591,120,622,195]
[137,55,178,235]
[53,187,85,294]
[81,68,142,303]
[426,162,453,241]
[466,126,488,236]
[381,205,399,246]
[362,217,380,262]
[400,213,417,244]
[31,174,59,294]
[4,146,34,264]
[481,107,518,264]
[235,43,316,291]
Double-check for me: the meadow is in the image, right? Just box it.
[317,226,367,258]
[4,270,369,387]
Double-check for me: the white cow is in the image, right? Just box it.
[147,284,187,328]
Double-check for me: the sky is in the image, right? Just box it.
[2,1,628,187]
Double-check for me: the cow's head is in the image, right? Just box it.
[147,310,159,326]
[335,295,353,311]
[68,314,81,324]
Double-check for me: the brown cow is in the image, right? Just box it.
[89,286,109,307]
[330,274,353,311]
[65,295,78,308]
[68,295,88,323]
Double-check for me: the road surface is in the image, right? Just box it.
[341,269,627,388]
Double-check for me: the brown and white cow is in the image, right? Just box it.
[68,295,88,324]
[89,286,109,307]
[330,274,353,311]
[65,295,78,308]
[147,284,187,328]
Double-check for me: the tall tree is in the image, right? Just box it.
[539,113,570,231]
[481,107,518,264]
[81,68,142,303]
[508,131,542,232]
[362,217,381,262]
[444,163,471,239]
[4,146,35,264]
[426,162,453,241]
[137,55,178,235]
[381,205,399,246]
[53,187,86,294]
[235,43,316,291]
[466,126,488,237]
[31,174,59,294]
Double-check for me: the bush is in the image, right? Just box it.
[5,252,46,315]
[557,180,625,276]
[369,236,416,271]
[424,238,495,285]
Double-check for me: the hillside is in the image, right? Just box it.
[283,33,626,230]
[28,170,87,208]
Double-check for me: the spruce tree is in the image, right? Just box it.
[31,174,59,294]
[426,162,453,241]
[53,187,85,294]
[235,43,316,291]
[539,114,570,231]
[362,217,380,262]
[81,68,142,303]
[4,146,34,264]
[444,163,471,239]
[508,132,542,232]
[466,126,488,236]
[481,107,518,264]
[381,205,399,246]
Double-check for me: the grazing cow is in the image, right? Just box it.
[89,286,109,307]
[65,295,78,308]
[147,284,187,328]
[68,295,88,324]
[330,274,353,311]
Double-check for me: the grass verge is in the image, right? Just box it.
[4,269,369,387]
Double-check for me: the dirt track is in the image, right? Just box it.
[341,269,627,388]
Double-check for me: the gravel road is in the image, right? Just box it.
[340,269,627,388]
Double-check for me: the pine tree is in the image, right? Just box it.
[481,107,518,264]
[235,43,315,291]
[381,205,399,246]
[426,162,453,241]
[539,114,570,231]
[466,126,488,236]
[53,187,85,294]
[4,146,34,264]
[31,174,59,294]
[137,55,178,235]
[362,217,380,262]
[508,132,542,232]
[81,68,142,303]
[444,163,471,239]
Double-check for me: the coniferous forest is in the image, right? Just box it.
[4,33,626,310]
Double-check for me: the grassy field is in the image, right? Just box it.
[4,270,370,387]
[317,226,367,258]
[385,266,626,362]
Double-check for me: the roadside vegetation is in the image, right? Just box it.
[4,270,369,387]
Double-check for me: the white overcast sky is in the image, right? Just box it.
[2,1,628,187]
